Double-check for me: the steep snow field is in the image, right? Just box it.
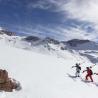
[0,39,98,98]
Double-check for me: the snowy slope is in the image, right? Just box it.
[0,38,98,98]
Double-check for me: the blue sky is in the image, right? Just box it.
[0,0,98,41]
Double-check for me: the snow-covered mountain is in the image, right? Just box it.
[0,28,15,36]
[61,39,98,64]
[64,39,98,50]
[0,28,98,64]
[1,29,98,98]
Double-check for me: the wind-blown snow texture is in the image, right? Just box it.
[0,34,98,98]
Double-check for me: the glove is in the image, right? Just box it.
[72,66,74,68]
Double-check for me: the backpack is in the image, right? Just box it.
[90,69,93,75]
[77,66,81,70]
[76,63,81,70]
[79,66,81,70]
[88,69,93,75]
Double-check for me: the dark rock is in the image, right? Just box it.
[0,30,15,36]
[43,37,60,44]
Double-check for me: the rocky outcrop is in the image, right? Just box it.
[0,69,21,92]
[0,30,15,36]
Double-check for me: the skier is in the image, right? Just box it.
[83,67,93,82]
[72,63,81,77]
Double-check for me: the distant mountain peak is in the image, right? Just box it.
[43,37,60,44]
[0,28,15,36]
[23,36,41,42]
[66,39,90,47]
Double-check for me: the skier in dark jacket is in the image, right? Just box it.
[83,67,93,82]
[72,63,81,77]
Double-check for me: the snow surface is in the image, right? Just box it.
[0,35,98,98]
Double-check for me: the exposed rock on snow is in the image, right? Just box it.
[0,69,21,92]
